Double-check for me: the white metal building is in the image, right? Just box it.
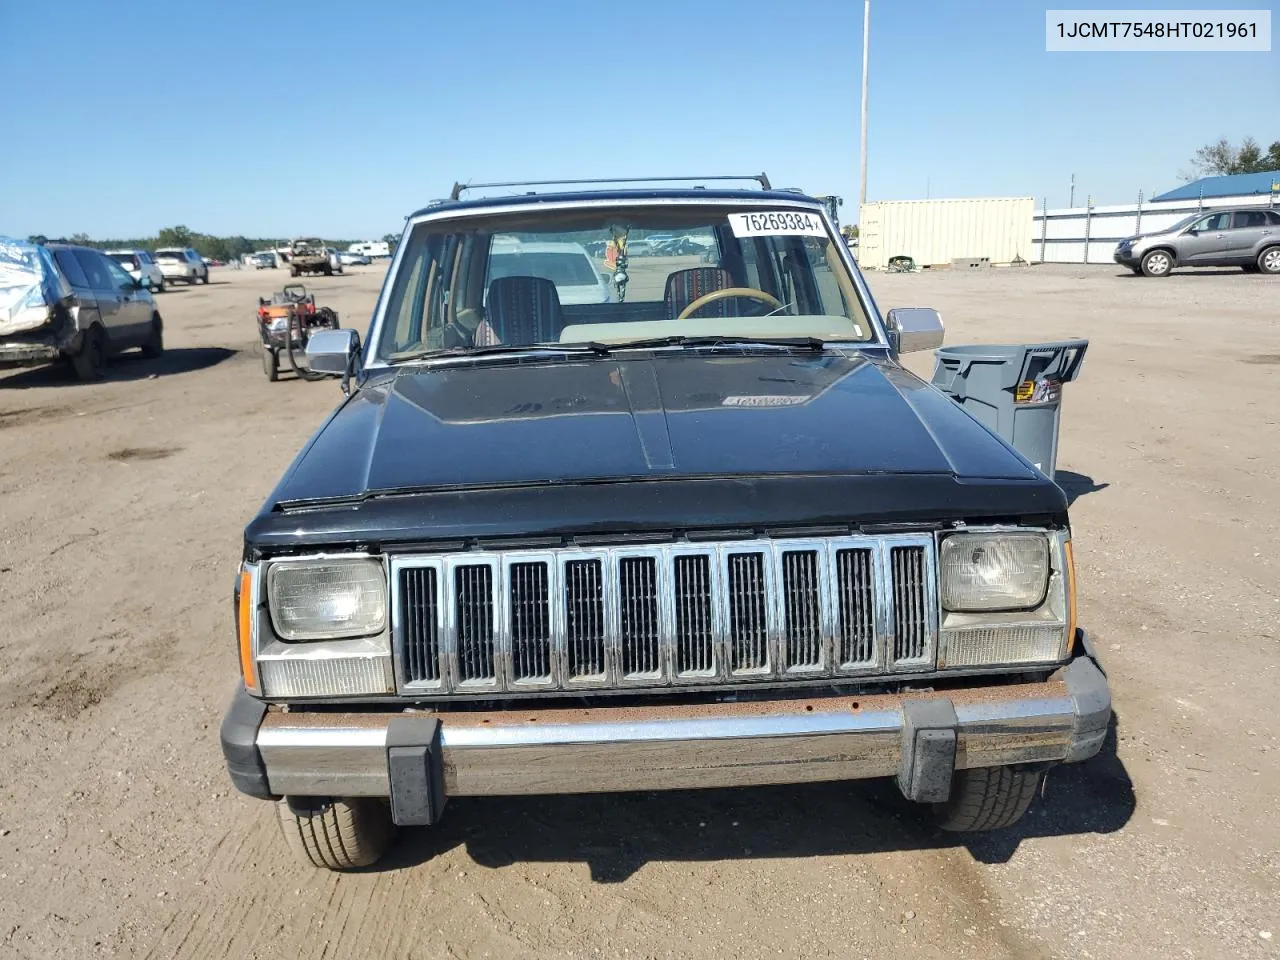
[856,197,1035,270]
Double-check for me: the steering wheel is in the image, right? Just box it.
[677,287,782,320]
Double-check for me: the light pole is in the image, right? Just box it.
[859,0,870,210]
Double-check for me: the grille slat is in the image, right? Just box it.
[836,548,876,667]
[728,552,770,674]
[509,562,551,683]
[455,565,495,684]
[397,536,935,693]
[674,555,714,675]
[401,567,440,683]
[619,556,660,678]
[891,546,929,663]
[565,559,606,680]
[782,551,822,671]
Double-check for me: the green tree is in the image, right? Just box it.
[156,225,194,248]
[381,232,400,253]
[1184,136,1280,179]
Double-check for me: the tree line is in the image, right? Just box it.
[24,226,402,261]
[1185,136,1280,179]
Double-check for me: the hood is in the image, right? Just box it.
[271,351,1042,502]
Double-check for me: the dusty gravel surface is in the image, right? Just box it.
[1,262,1277,960]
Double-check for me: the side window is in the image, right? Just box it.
[73,250,112,289]
[1232,211,1266,229]
[1268,212,1280,226]
[53,249,90,287]
[103,259,134,288]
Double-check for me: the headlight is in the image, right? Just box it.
[940,533,1049,611]
[267,558,387,640]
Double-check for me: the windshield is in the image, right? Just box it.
[375,205,871,362]
[108,253,139,269]
[154,249,184,260]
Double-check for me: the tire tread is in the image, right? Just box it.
[275,798,394,870]
[932,765,1043,832]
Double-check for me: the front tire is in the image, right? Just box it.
[931,764,1045,832]
[276,798,395,870]
[140,314,164,359]
[1258,245,1280,275]
[199,271,210,284]
[1140,249,1173,277]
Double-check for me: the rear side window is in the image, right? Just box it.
[1232,211,1268,229]
[1269,212,1280,226]
[53,249,90,287]
[72,250,113,289]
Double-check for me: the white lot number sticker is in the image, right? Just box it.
[728,211,827,238]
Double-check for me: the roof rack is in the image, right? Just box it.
[448,174,772,202]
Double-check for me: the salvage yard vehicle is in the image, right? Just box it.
[220,176,1112,870]
[153,246,209,285]
[1114,205,1280,276]
[254,282,339,381]
[106,249,166,292]
[286,238,332,277]
[1,237,164,380]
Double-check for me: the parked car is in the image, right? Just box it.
[106,249,166,292]
[249,252,277,270]
[338,250,370,266]
[0,238,164,380]
[326,248,344,275]
[219,180,1111,870]
[153,247,209,284]
[1114,206,1280,276]
[486,239,614,305]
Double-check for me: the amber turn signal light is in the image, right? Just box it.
[1064,539,1078,656]
[238,568,257,691]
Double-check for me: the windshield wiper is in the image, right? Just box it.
[585,335,829,353]
[386,343,609,365]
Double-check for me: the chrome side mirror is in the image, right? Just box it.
[306,328,360,387]
[885,307,944,355]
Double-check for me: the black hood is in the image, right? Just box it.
[248,351,1064,550]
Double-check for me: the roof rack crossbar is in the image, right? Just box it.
[449,174,772,201]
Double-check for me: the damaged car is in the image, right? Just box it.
[1,237,164,381]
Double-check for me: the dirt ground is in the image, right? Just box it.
[0,260,1277,960]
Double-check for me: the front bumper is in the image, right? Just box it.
[1114,248,1139,265]
[222,651,1111,819]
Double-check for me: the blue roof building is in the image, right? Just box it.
[1152,170,1280,202]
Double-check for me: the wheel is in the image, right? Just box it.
[155,278,166,293]
[275,798,395,870]
[140,313,164,359]
[262,346,278,382]
[1140,249,1173,277]
[1258,246,1280,275]
[290,267,299,278]
[931,764,1045,832]
[71,327,106,381]
[199,271,210,284]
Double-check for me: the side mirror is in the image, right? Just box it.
[306,328,360,377]
[885,307,944,355]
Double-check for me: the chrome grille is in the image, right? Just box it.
[393,534,936,695]
[891,545,929,664]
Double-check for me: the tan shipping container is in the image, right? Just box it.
[857,197,1035,270]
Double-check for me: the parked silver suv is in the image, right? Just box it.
[1115,206,1280,277]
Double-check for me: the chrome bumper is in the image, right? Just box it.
[223,655,1110,812]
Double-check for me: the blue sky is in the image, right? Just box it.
[2,0,1275,238]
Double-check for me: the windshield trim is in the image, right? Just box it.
[362,196,886,369]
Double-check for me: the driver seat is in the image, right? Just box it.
[664,267,738,319]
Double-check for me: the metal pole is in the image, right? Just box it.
[858,0,870,209]
[1040,197,1048,263]
[1069,173,1075,208]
